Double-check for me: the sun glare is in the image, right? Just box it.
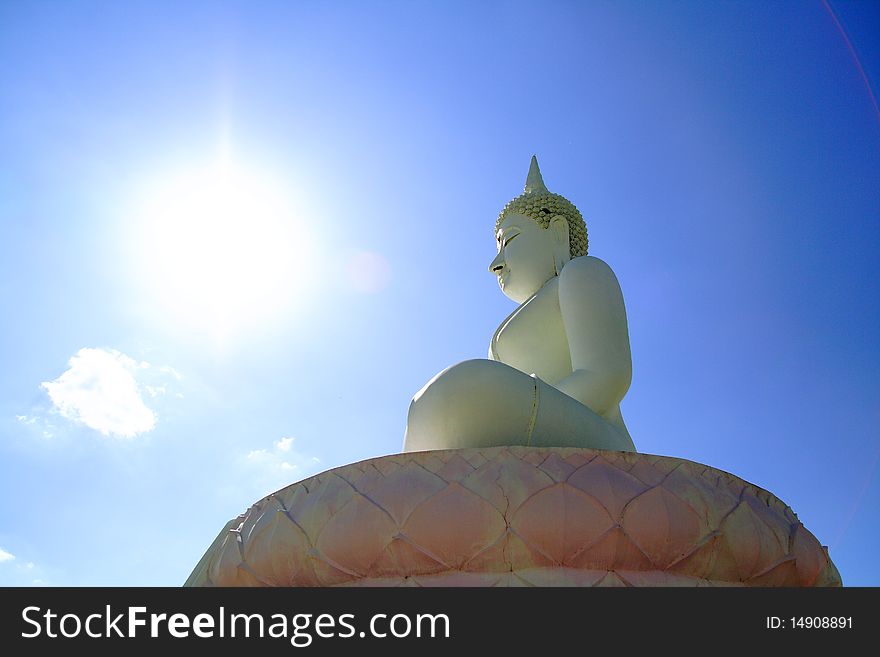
[131,160,316,341]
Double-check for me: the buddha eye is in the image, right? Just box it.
[502,233,519,249]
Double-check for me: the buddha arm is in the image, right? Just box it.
[554,256,632,418]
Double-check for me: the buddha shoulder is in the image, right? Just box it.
[558,255,624,299]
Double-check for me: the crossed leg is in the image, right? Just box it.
[403,359,635,453]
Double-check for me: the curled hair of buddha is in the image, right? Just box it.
[495,156,589,258]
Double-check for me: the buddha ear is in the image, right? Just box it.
[549,215,570,274]
[549,215,569,246]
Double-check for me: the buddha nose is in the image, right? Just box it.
[489,251,505,275]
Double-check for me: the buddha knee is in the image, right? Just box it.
[411,359,496,415]
[405,359,539,451]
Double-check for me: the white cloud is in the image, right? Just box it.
[0,549,49,586]
[158,366,182,380]
[41,348,156,439]
[16,414,56,438]
[145,385,167,398]
[245,437,321,497]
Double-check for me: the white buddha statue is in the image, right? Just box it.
[404,156,636,453]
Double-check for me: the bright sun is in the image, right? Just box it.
[131,159,316,341]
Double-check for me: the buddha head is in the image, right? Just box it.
[489,156,588,303]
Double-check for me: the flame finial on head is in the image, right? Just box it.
[524,155,548,194]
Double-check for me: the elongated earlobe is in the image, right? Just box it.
[550,215,571,274]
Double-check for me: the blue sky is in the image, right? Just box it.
[0,0,877,586]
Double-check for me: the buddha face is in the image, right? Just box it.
[489,212,569,304]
